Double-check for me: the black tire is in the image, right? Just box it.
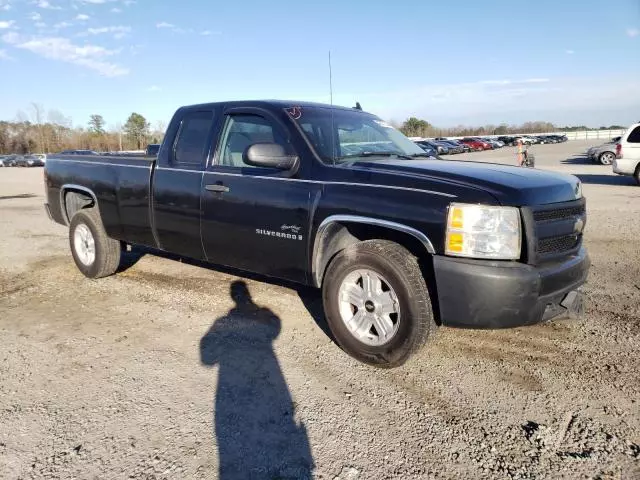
[598,151,615,166]
[322,240,435,368]
[69,208,121,278]
[634,165,640,186]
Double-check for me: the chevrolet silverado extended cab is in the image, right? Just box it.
[44,101,590,367]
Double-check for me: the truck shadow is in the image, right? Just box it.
[573,174,637,186]
[199,280,315,479]
[560,155,593,165]
[118,246,335,342]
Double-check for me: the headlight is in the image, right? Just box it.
[445,203,521,259]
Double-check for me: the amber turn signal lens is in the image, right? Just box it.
[447,232,464,252]
[450,207,464,229]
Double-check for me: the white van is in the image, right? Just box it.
[612,123,640,184]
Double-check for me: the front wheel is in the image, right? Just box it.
[69,208,121,278]
[322,240,436,368]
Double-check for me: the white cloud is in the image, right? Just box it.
[36,0,62,9]
[1,2,11,12]
[2,32,129,76]
[0,48,12,59]
[156,21,173,28]
[627,28,639,38]
[524,78,550,83]
[565,49,575,54]
[147,85,161,92]
[80,25,131,39]
[111,7,121,13]
[0,20,15,29]
[200,30,221,36]
[75,14,89,21]
[54,21,73,28]
[29,12,42,20]
[35,21,46,27]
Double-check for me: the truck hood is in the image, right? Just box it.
[352,159,582,206]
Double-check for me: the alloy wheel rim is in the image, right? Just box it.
[74,224,96,266]
[337,269,400,346]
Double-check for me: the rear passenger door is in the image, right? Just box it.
[152,109,216,259]
[200,109,312,283]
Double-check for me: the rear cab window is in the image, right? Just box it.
[172,111,215,168]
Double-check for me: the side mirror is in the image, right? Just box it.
[243,143,298,170]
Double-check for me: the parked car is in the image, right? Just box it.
[612,122,640,184]
[414,142,438,157]
[433,140,462,154]
[512,136,535,146]
[34,154,47,164]
[145,144,161,157]
[3,155,19,166]
[446,139,471,153]
[43,99,590,368]
[434,138,469,153]
[479,137,504,148]
[0,155,7,167]
[417,140,448,155]
[59,150,98,155]
[497,136,519,146]
[459,138,487,151]
[16,154,45,167]
[586,139,618,165]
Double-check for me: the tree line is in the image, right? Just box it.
[397,117,627,138]
[0,103,165,155]
[1,104,629,155]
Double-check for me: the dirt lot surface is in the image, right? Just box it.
[1,140,639,479]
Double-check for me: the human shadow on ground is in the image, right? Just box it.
[199,281,315,479]
[118,246,335,342]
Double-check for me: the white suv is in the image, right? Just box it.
[612,123,640,184]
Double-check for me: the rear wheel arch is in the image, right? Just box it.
[61,185,97,224]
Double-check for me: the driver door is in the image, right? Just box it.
[200,110,312,283]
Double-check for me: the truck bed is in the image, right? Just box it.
[45,154,157,247]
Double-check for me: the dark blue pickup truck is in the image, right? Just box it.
[44,100,589,367]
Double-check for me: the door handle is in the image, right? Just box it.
[205,184,230,193]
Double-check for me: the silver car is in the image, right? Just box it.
[587,137,620,165]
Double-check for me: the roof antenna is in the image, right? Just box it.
[355,102,362,110]
[329,50,336,164]
[328,50,333,106]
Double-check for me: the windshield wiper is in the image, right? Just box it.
[336,151,413,161]
[409,153,436,158]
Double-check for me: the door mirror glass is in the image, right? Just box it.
[243,143,298,170]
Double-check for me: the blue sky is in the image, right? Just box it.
[0,0,639,130]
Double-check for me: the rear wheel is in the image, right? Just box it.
[69,208,121,278]
[598,151,615,165]
[322,240,436,368]
[634,165,640,186]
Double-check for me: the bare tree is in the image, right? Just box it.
[30,102,48,153]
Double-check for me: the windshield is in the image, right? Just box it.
[288,106,427,164]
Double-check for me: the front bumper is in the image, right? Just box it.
[433,248,590,329]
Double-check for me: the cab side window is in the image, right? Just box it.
[172,111,214,167]
[217,114,293,169]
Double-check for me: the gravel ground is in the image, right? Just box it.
[1,140,639,479]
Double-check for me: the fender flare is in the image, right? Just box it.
[311,214,436,287]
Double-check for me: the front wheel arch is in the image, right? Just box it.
[312,217,436,288]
